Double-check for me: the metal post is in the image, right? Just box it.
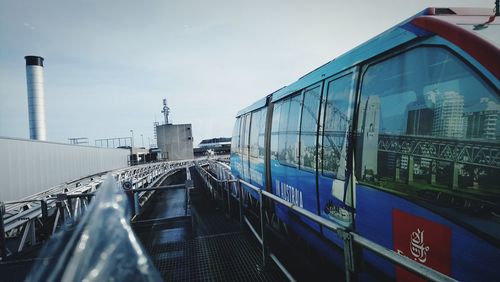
[226,181,231,219]
[258,188,267,270]
[185,181,189,216]
[185,179,193,216]
[40,200,49,240]
[0,201,6,259]
[55,198,65,231]
[215,179,218,205]
[57,194,67,222]
[339,230,357,282]
[134,190,140,216]
[130,130,134,148]
[238,180,243,225]
[219,180,223,208]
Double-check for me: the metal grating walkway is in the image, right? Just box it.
[142,232,282,281]
[134,169,286,281]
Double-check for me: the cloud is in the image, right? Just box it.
[23,22,35,30]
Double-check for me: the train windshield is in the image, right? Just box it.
[356,46,500,243]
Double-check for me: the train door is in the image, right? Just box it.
[270,82,330,234]
[270,93,306,227]
[248,108,267,189]
[295,83,323,231]
[317,69,358,244]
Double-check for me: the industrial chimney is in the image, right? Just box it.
[25,55,47,141]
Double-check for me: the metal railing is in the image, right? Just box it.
[195,160,457,282]
[0,160,191,260]
[129,165,195,237]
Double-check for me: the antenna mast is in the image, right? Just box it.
[161,98,170,124]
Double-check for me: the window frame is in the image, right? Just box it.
[274,92,303,168]
[298,82,323,172]
[319,68,359,179]
[231,117,241,154]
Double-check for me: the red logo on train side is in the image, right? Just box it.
[392,209,452,281]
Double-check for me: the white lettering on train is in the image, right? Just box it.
[275,180,303,208]
[396,227,430,263]
[410,228,429,263]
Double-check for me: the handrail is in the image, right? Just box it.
[196,161,457,282]
[0,160,190,259]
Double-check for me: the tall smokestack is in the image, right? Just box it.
[25,55,47,141]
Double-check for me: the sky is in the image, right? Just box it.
[0,0,495,148]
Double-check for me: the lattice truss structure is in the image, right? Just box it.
[378,134,499,169]
[0,160,190,260]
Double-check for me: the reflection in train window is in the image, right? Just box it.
[258,110,267,159]
[356,46,500,240]
[240,114,251,179]
[249,108,267,186]
[300,85,321,170]
[231,117,240,154]
[322,74,355,179]
[250,110,263,158]
[276,94,301,167]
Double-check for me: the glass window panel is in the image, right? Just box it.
[231,117,240,154]
[270,102,282,160]
[240,114,250,157]
[258,110,267,159]
[300,86,321,170]
[357,46,500,240]
[240,114,251,179]
[278,99,290,163]
[249,111,261,158]
[280,95,301,166]
[322,74,355,179]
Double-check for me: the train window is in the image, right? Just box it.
[357,46,500,240]
[231,117,241,154]
[249,108,267,186]
[277,99,290,163]
[277,95,301,166]
[270,101,282,160]
[240,114,248,157]
[322,73,355,178]
[288,95,301,166]
[300,85,321,170]
[240,114,251,179]
[258,110,267,159]
[249,111,261,158]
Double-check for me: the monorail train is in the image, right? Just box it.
[230,7,499,281]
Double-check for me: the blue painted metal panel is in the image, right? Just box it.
[236,96,268,117]
[356,184,500,280]
[270,159,321,233]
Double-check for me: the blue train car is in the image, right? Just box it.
[231,7,499,281]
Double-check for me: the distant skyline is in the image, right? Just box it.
[0,0,495,147]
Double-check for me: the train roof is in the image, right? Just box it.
[199,137,231,144]
[236,7,499,117]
